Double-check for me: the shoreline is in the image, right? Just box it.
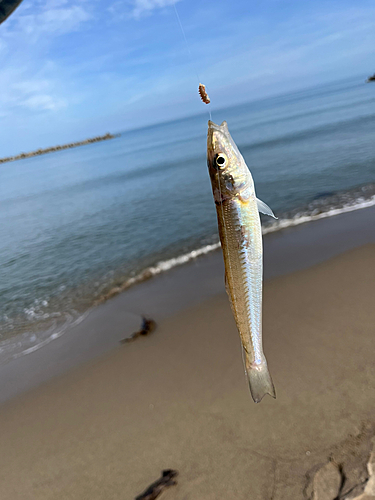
[0,221,374,497]
[1,191,374,360]
[0,204,374,405]
[0,132,118,164]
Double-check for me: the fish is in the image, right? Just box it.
[206,120,276,403]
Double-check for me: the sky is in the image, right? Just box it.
[0,0,374,155]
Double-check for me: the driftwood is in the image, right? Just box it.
[121,317,157,343]
[135,469,178,500]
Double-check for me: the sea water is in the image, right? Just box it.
[0,76,374,356]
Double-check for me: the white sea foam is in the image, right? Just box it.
[126,242,221,286]
[0,310,91,363]
[11,310,92,360]
[262,194,375,234]
[124,193,375,286]
[118,192,375,291]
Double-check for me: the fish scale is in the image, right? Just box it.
[219,199,263,364]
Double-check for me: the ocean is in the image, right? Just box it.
[0,76,374,358]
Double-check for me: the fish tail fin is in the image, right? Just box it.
[245,355,276,403]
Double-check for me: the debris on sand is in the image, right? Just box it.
[121,317,157,343]
[135,469,178,500]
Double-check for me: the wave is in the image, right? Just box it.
[242,112,375,152]
[1,182,374,362]
[263,191,375,234]
[231,96,375,139]
[93,242,222,306]
[0,310,91,363]
[93,183,375,303]
[56,182,375,307]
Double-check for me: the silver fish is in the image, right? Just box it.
[207,120,276,403]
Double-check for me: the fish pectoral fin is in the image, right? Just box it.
[256,198,277,219]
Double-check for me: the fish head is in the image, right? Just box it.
[207,120,254,203]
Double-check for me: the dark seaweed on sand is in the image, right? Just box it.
[121,317,157,343]
[135,469,178,500]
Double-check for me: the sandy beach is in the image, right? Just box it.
[0,207,375,500]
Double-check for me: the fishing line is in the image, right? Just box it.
[172,5,235,308]
[172,3,239,345]
[172,2,246,380]
[173,3,250,386]
[172,1,212,120]
[172,2,236,298]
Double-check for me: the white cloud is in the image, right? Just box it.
[0,0,374,155]
[2,1,91,41]
[0,65,67,115]
[131,0,181,19]
[11,79,66,110]
[20,6,90,37]
[108,0,182,20]
[0,1,93,126]
[21,93,65,111]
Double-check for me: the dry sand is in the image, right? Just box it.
[0,239,374,499]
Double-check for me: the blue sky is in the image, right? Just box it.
[0,0,374,155]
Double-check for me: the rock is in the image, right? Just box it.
[363,438,375,496]
[333,426,374,498]
[311,462,342,500]
[342,438,375,500]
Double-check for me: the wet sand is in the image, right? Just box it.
[0,207,375,499]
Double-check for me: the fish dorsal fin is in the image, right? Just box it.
[256,198,277,219]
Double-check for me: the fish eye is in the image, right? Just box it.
[215,153,228,169]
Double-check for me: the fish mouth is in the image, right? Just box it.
[208,120,229,135]
[207,119,241,161]
[207,120,229,156]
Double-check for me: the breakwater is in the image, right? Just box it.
[0,133,118,164]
